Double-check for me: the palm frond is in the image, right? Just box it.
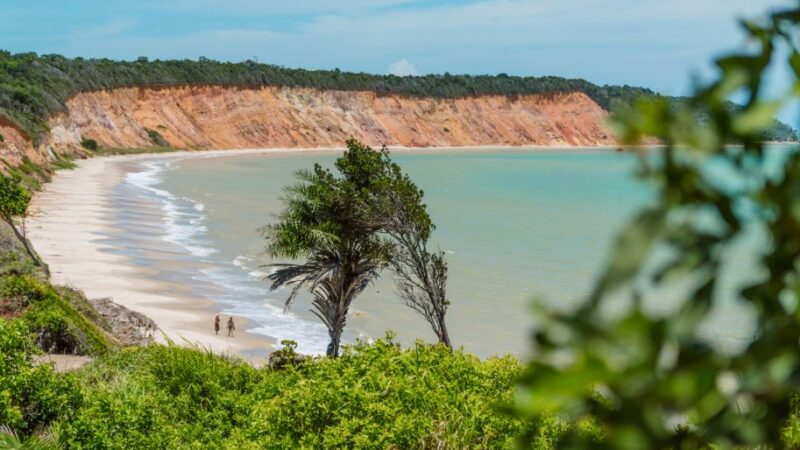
[0,425,60,450]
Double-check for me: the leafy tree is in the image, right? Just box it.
[357,154,453,348]
[514,5,800,449]
[265,139,454,354]
[0,175,45,273]
[263,139,394,357]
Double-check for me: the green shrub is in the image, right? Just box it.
[51,158,76,170]
[55,286,110,332]
[0,250,38,280]
[0,275,111,355]
[514,5,800,448]
[79,138,97,151]
[248,337,523,449]
[58,345,265,450]
[0,133,4,143]
[144,128,168,146]
[15,156,49,186]
[267,339,307,370]
[0,319,82,437]
[50,150,77,170]
[56,338,528,449]
[6,167,41,192]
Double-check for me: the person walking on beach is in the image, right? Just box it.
[227,316,236,337]
[214,314,221,336]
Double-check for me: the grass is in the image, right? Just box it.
[0,221,43,278]
[50,151,77,170]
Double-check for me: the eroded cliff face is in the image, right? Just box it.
[46,86,614,152]
[0,85,615,166]
[0,117,43,166]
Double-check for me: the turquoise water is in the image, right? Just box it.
[114,148,653,357]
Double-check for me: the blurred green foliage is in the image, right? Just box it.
[514,5,800,449]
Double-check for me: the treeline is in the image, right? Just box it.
[2,51,795,145]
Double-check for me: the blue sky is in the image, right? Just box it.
[1,0,796,122]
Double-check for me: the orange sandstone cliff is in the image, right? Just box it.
[1,85,615,164]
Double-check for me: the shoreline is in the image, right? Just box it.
[79,143,625,163]
[29,144,609,362]
[23,142,777,360]
[27,156,272,363]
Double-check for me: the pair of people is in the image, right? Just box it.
[214,314,236,337]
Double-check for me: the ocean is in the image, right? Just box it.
[105,148,757,357]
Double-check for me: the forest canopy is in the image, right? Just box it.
[1,51,796,144]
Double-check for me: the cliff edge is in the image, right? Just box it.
[44,86,612,153]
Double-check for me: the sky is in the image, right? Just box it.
[2,0,796,123]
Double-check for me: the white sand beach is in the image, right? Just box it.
[26,152,282,361]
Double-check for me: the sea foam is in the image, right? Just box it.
[126,160,216,258]
[123,158,335,356]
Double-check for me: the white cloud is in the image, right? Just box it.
[141,0,419,17]
[386,58,418,76]
[84,18,138,37]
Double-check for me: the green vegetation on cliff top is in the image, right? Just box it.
[0,51,796,145]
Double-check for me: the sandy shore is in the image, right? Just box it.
[25,144,615,362]
[26,154,274,363]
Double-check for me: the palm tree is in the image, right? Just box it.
[0,425,60,450]
[263,141,393,357]
[266,241,388,357]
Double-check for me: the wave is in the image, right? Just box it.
[124,158,330,355]
[240,301,329,356]
[125,160,216,258]
[198,265,329,355]
[232,255,249,267]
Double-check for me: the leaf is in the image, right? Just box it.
[591,208,667,300]
[731,100,783,135]
[790,50,800,79]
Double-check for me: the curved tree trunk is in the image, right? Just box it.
[327,325,343,357]
[437,313,452,349]
[319,276,353,358]
[5,217,48,276]
[325,304,349,357]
